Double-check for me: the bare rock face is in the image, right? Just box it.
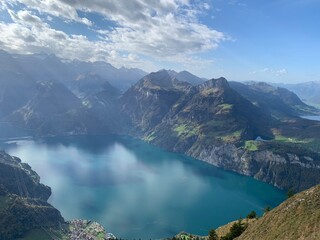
[187,144,320,192]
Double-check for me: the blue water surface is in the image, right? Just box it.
[1,135,286,239]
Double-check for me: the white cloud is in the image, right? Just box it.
[0,0,227,70]
[250,68,288,77]
[4,0,93,26]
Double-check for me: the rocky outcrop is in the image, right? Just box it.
[0,151,51,200]
[0,151,65,239]
[187,143,320,192]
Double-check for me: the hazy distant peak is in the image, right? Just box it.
[176,70,204,86]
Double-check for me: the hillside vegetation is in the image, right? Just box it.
[237,184,320,240]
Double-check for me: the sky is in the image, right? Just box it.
[0,0,319,83]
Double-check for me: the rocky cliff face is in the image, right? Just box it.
[0,151,65,239]
[188,143,320,192]
[0,151,51,200]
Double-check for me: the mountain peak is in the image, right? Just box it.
[199,77,229,90]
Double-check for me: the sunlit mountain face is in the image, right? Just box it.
[0,1,320,240]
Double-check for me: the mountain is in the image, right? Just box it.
[164,69,205,85]
[274,81,320,106]
[175,70,205,85]
[120,70,320,191]
[120,70,193,134]
[229,81,320,117]
[237,184,320,240]
[121,70,270,141]
[0,50,147,93]
[8,81,104,136]
[0,50,126,137]
[66,60,147,91]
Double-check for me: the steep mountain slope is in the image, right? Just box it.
[120,70,193,134]
[147,77,273,151]
[0,151,64,239]
[237,184,320,240]
[229,81,319,117]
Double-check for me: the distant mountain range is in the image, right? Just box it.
[229,81,319,117]
[0,49,147,92]
[1,50,320,192]
[272,81,320,106]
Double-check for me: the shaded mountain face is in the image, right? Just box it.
[70,72,120,99]
[238,184,320,240]
[229,81,319,117]
[8,81,105,136]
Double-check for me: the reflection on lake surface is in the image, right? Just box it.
[1,135,286,239]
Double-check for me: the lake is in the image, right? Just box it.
[1,135,286,239]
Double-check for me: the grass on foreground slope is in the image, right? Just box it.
[237,184,320,240]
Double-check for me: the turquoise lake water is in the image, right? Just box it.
[1,135,286,239]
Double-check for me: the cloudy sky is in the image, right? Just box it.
[0,0,319,82]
